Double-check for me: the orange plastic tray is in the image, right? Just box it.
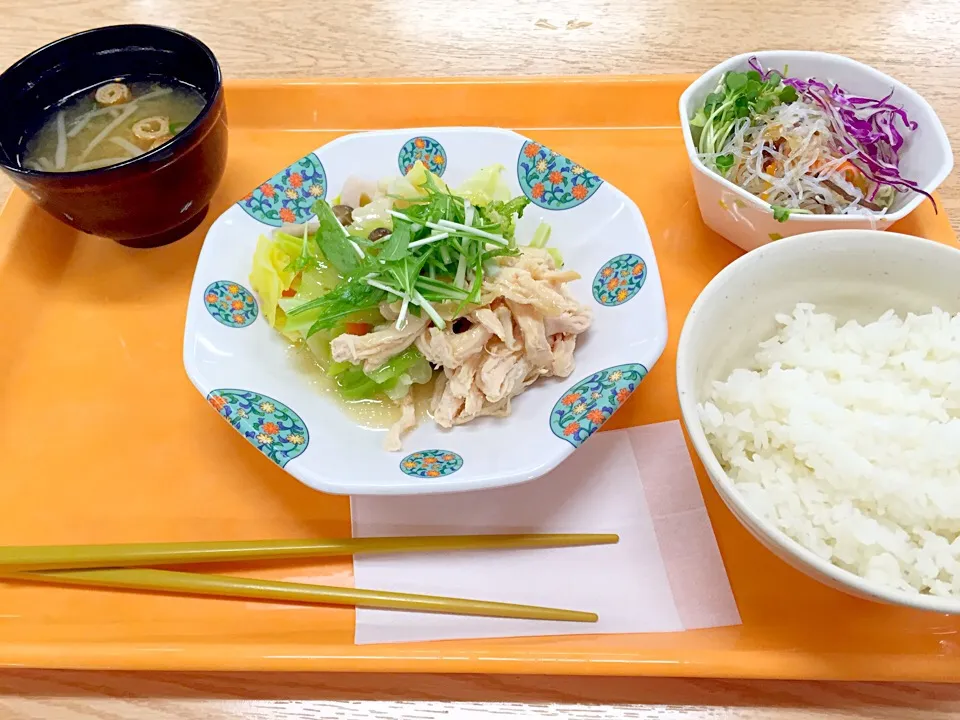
[1,76,958,679]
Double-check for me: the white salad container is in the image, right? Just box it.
[678,51,953,252]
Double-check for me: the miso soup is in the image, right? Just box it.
[22,78,205,173]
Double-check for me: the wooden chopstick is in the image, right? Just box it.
[0,534,619,572]
[8,568,598,622]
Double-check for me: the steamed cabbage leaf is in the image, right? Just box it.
[347,195,394,237]
[249,235,296,327]
[456,163,512,206]
[313,199,361,274]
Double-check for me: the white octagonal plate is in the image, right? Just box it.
[183,127,667,495]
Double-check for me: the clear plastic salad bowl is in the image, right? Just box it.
[183,128,667,495]
[679,51,953,252]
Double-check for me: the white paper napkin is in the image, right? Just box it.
[351,420,740,644]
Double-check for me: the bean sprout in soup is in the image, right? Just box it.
[21,79,205,173]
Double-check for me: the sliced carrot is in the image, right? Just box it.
[344,322,373,336]
[835,161,862,179]
[834,161,870,192]
[281,288,297,298]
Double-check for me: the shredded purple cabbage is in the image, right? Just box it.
[747,57,933,210]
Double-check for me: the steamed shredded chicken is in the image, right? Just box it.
[329,248,591,448]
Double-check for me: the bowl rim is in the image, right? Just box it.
[677,50,954,224]
[676,228,960,614]
[0,23,223,179]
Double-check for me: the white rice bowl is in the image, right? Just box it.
[677,229,960,613]
[700,303,960,597]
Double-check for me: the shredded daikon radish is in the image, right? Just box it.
[54,112,67,169]
[133,87,174,104]
[716,102,894,216]
[78,103,139,162]
[68,106,122,138]
[71,157,131,172]
[108,136,145,157]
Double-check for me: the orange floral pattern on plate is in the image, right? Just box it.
[550,364,647,447]
[398,136,447,177]
[592,254,647,306]
[239,154,326,226]
[203,281,258,327]
[399,450,463,478]
[517,140,602,209]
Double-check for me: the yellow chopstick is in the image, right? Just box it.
[0,534,618,572]
[7,568,597,622]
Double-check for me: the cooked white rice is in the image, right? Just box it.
[700,303,960,597]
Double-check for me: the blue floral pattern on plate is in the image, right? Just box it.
[592,254,647,306]
[398,136,447,176]
[207,389,309,467]
[549,364,647,447]
[203,281,258,327]
[517,141,602,210]
[400,450,463,478]
[238,153,326,226]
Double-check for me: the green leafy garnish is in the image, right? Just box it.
[691,67,796,169]
[772,205,792,222]
[475,196,530,241]
[378,220,411,261]
[724,72,746,91]
[169,122,186,134]
[313,199,362,274]
[714,154,735,172]
[286,274,386,333]
[285,167,534,338]
[284,226,316,273]
[779,85,798,103]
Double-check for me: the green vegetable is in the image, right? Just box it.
[725,72,747,92]
[779,85,798,103]
[267,164,534,408]
[336,366,382,400]
[249,235,297,328]
[286,275,386,334]
[772,205,792,222]
[366,346,425,384]
[331,347,431,401]
[525,221,560,265]
[272,230,307,258]
[169,121,186,134]
[690,67,796,168]
[284,226,316,273]
[313,199,362,274]
[714,154,735,172]
[378,220,411,261]
[529,222,552,249]
[290,167,528,337]
[456,163,512,206]
[475,196,530,241]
